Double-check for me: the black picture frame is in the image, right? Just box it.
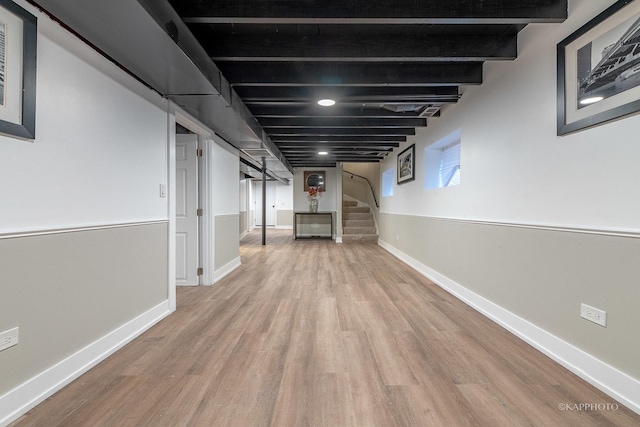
[397,144,415,184]
[0,0,36,140]
[558,0,640,135]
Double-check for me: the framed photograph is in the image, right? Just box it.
[0,0,36,140]
[303,170,325,191]
[558,0,640,135]
[397,144,415,184]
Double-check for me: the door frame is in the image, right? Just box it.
[168,105,216,311]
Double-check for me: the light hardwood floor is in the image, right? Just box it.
[12,229,639,426]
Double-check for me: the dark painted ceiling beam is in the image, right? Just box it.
[280,146,394,152]
[271,135,406,143]
[289,159,381,165]
[289,163,339,167]
[277,144,400,149]
[250,105,423,118]
[219,62,483,86]
[286,157,388,162]
[207,34,516,62]
[175,0,567,24]
[164,0,568,168]
[288,155,385,160]
[282,150,394,156]
[259,117,427,128]
[265,128,416,136]
[236,86,460,102]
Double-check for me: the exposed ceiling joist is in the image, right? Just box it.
[204,34,517,62]
[250,106,424,118]
[258,117,427,128]
[219,62,483,86]
[265,128,416,136]
[164,0,567,168]
[278,144,400,150]
[270,135,407,143]
[175,0,567,24]
[236,86,461,103]
[281,146,394,152]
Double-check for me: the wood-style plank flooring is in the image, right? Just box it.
[13,229,640,426]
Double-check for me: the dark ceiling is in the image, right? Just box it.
[166,0,567,168]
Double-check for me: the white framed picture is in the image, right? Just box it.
[0,0,36,140]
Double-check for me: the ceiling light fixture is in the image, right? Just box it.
[317,99,336,107]
[318,151,328,155]
[579,96,604,105]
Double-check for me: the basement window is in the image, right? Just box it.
[424,129,461,189]
[382,167,394,197]
[439,143,461,187]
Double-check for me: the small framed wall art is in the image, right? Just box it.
[397,144,415,184]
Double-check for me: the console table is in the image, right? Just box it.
[293,211,334,239]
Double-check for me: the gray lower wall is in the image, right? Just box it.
[277,210,293,227]
[239,211,248,236]
[215,214,240,269]
[0,222,168,395]
[379,213,640,381]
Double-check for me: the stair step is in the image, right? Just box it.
[342,234,378,243]
[343,219,375,227]
[342,200,358,207]
[343,212,373,221]
[343,226,377,234]
[343,206,370,214]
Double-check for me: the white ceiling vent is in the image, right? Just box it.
[419,106,441,117]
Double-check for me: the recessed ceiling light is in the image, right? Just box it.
[318,151,328,155]
[317,99,336,107]
[579,96,604,105]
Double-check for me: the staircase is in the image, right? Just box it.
[342,200,378,243]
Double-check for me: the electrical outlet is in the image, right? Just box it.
[0,327,19,351]
[580,303,607,327]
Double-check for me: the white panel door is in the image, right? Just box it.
[175,135,198,286]
[254,181,276,226]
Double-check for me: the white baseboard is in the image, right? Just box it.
[275,225,293,230]
[336,236,343,243]
[0,301,171,427]
[378,239,640,415]
[213,256,241,284]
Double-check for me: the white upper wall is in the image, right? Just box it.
[0,6,168,234]
[381,0,640,232]
[275,181,294,210]
[210,134,239,216]
[239,179,248,212]
[293,168,339,212]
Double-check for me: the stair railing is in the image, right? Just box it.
[343,170,379,208]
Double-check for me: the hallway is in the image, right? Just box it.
[12,229,639,426]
